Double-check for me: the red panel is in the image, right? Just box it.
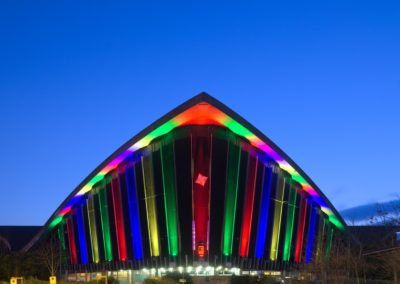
[177,103,225,127]
[111,177,128,261]
[192,136,211,259]
[239,155,258,257]
[295,196,308,263]
[66,218,78,265]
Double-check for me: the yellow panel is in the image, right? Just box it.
[142,154,160,256]
[270,174,286,261]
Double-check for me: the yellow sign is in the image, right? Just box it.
[10,277,23,284]
[49,276,56,284]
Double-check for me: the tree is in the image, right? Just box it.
[370,198,400,226]
[362,198,400,282]
[35,234,61,277]
[300,231,370,284]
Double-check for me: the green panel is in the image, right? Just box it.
[225,119,253,137]
[87,197,100,263]
[283,184,297,261]
[270,175,286,261]
[49,216,63,229]
[98,187,113,261]
[160,142,179,256]
[57,222,66,250]
[325,225,334,261]
[142,154,160,256]
[222,141,241,256]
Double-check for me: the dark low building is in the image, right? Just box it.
[0,226,41,254]
[349,226,400,253]
[24,93,346,280]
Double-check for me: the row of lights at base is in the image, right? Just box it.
[141,266,241,276]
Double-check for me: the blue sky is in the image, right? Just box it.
[0,1,399,225]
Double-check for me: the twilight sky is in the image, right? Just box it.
[0,1,399,225]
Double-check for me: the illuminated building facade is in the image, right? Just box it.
[26,93,346,274]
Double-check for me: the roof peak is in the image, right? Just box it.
[186,91,216,105]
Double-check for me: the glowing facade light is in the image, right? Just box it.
[42,94,346,269]
[283,184,297,261]
[160,143,179,257]
[66,218,78,265]
[76,205,89,264]
[87,197,100,263]
[305,206,317,263]
[192,136,212,259]
[255,166,273,258]
[111,176,127,261]
[48,97,343,232]
[295,197,308,263]
[98,186,113,261]
[142,154,160,257]
[239,155,258,257]
[222,142,241,256]
[269,175,285,261]
[125,166,144,260]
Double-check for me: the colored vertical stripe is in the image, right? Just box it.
[66,218,78,265]
[111,177,128,261]
[269,174,286,261]
[283,184,298,261]
[152,150,169,256]
[98,187,113,261]
[105,182,118,260]
[160,142,179,256]
[325,225,334,261]
[52,101,344,233]
[295,196,308,263]
[192,136,212,258]
[142,154,160,256]
[58,223,66,251]
[305,205,317,263]
[239,154,258,257]
[255,165,273,258]
[222,141,241,256]
[76,205,89,264]
[134,162,151,259]
[125,165,144,260]
[87,197,100,263]
[82,204,92,262]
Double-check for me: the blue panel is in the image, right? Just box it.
[76,204,89,264]
[305,204,317,263]
[125,165,144,260]
[255,166,273,258]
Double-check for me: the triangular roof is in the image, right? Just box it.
[24,92,346,251]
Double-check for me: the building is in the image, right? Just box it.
[0,226,41,255]
[24,93,346,279]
